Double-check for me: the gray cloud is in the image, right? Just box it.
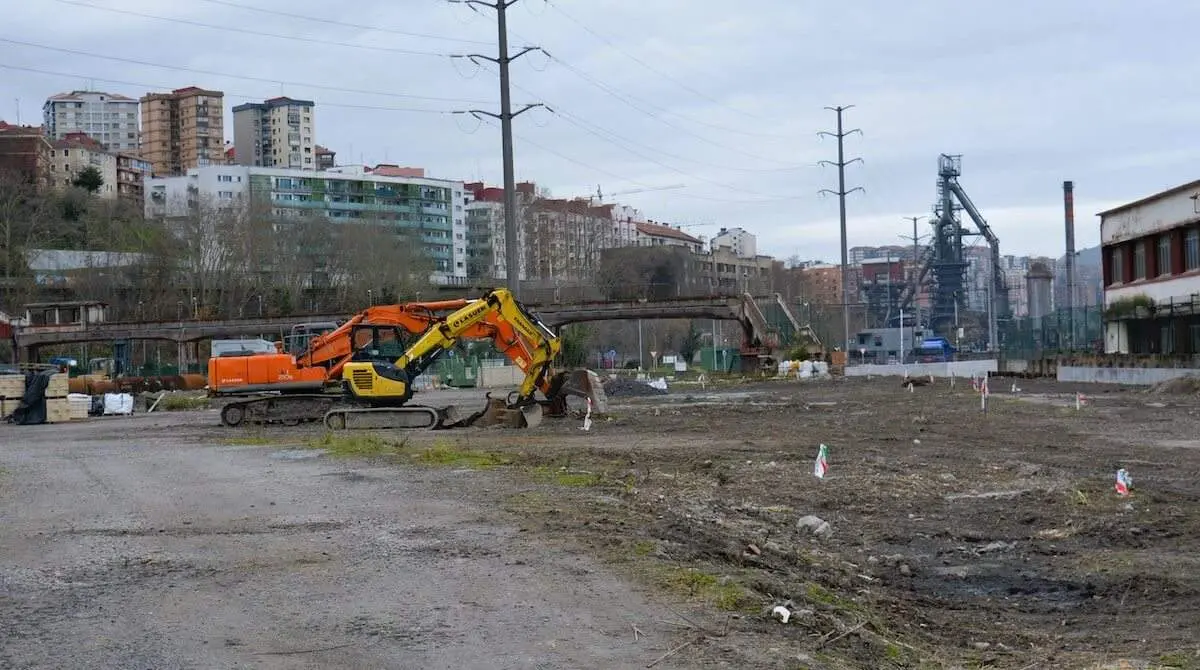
[5,0,1199,263]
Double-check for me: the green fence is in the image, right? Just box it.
[1000,306,1104,358]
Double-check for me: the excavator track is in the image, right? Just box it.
[322,406,443,431]
[219,394,341,427]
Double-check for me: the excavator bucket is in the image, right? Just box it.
[555,369,609,415]
[519,402,543,429]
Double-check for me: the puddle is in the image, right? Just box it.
[918,565,1095,608]
[271,449,326,460]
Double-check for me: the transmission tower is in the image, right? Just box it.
[450,0,542,300]
[818,105,863,352]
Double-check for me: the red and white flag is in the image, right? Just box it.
[813,444,829,479]
[1115,468,1132,496]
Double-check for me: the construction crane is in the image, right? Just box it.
[593,183,685,203]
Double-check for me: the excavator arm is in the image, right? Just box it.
[337,288,590,430]
[381,289,561,402]
[297,299,472,377]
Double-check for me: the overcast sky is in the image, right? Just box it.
[5,0,1200,262]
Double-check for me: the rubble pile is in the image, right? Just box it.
[602,376,668,397]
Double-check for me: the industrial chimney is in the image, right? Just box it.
[1063,180,1076,347]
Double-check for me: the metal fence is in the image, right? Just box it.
[999,306,1105,358]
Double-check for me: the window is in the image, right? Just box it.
[1158,236,1172,276]
[218,191,234,199]
[218,175,232,182]
[1133,241,1146,280]
[1187,230,1200,271]
[1110,247,1124,284]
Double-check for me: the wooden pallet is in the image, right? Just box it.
[46,397,71,423]
[0,374,24,399]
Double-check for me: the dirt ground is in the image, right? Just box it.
[4,375,1200,668]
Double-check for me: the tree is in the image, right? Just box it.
[71,166,104,194]
[559,324,593,368]
[678,325,702,364]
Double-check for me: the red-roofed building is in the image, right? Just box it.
[367,164,424,178]
[635,221,704,253]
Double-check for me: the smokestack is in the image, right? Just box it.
[1063,180,1076,347]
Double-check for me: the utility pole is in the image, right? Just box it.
[900,215,927,328]
[451,0,542,300]
[818,106,863,354]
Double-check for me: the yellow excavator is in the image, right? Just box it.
[240,288,604,431]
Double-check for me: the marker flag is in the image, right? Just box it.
[1115,468,1132,496]
[813,444,829,479]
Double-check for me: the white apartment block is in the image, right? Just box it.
[711,226,757,259]
[232,97,316,171]
[145,165,466,280]
[43,90,140,154]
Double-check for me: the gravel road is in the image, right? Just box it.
[0,412,688,669]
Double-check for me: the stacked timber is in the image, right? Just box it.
[45,373,71,423]
[0,374,24,419]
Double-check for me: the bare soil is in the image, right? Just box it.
[407,376,1200,669]
[6,376,1200,669]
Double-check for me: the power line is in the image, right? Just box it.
[192,0,494,45]
[0,64,456,114]
[545,108,796,199]
[468,58,806,175]
[542,53,802,164]
[54,0,453,58]
[0,38,494,104]
[542,0,767,122]
[478,118,800,205]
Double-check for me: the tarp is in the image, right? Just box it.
[7,370,54,425]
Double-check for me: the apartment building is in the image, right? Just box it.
[315,145,336,170]
[0,121,53,187]
[635,221,704,253]
[711,226,757,259]
[42,90,140,154]
[232,97,315,171]
[115,153,152,206]
[48,132,117,199]
[139,86,225,176]
[145,165,466,280]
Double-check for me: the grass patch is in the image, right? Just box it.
[1159,651,1199,669]
[306,433,408,458]
[656,566,755,612]
[157,394,209,411]
[414,443,511,469]
[632,540,657,557]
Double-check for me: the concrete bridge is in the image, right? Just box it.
[13,294,795,364]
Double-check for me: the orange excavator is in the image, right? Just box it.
[208,299,471,398]
[209,290,605,429]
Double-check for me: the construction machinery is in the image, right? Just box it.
[215,289,605,430]
[208,298,472,398]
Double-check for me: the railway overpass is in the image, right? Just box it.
[12,294,799,366]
